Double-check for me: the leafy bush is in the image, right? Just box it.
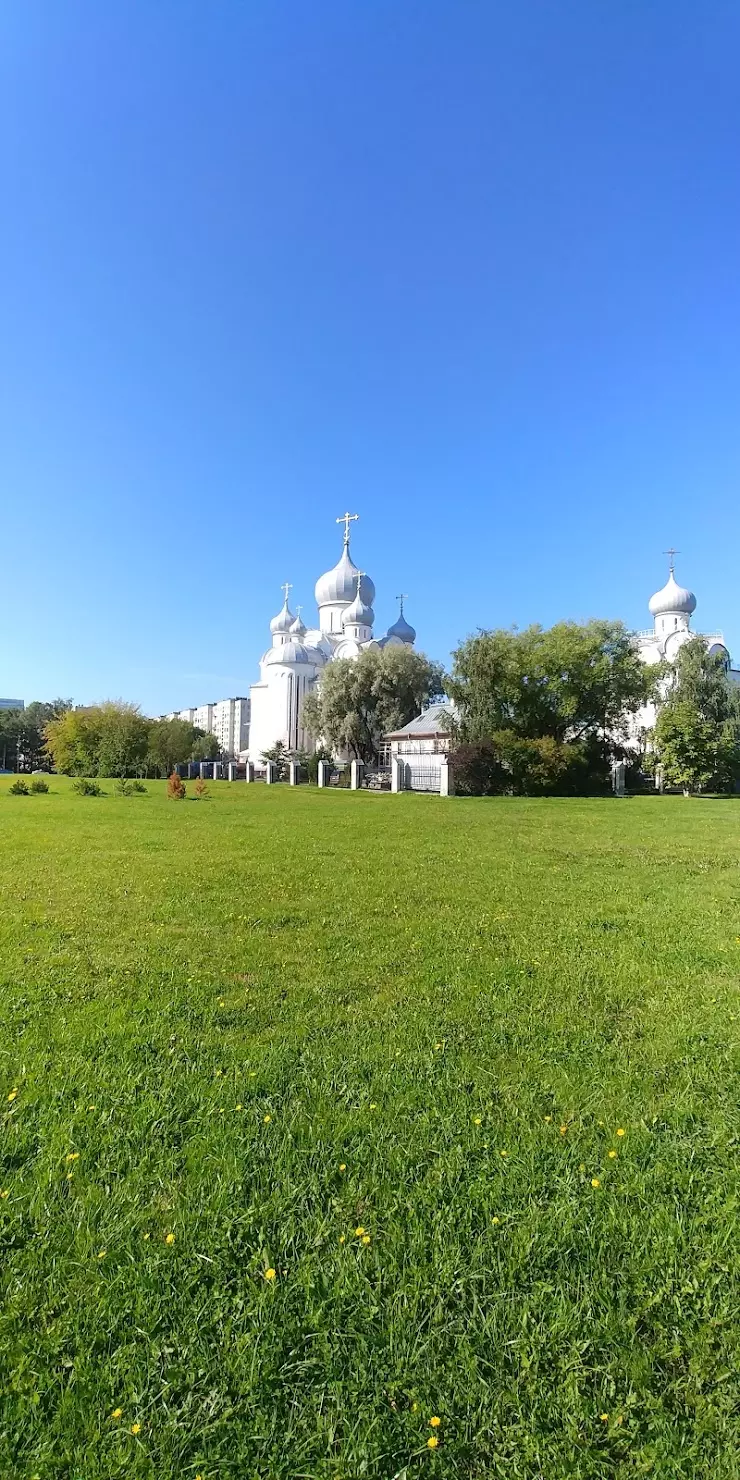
[114,778,132,796]
[29,778,49,793]
[8,778,29,795]
[194,777,209,799]
[450,732,593,797]
[72,778,103,796]
[167,772,186,800]
[131,779,147,793]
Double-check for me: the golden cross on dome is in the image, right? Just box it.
[280,581,293,603]
[663,547,679,573]
[336,511,359,545]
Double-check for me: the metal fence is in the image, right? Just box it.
[402,758,443,792]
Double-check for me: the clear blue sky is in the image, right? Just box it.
[2,1,739,712]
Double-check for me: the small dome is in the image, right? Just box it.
[289,607,306,637]
[649,568,696,617]
[263,639,314,667]
[342,588,374,630]
[315,541,375,609]
[270,593,295,634]
[386,601,416,644]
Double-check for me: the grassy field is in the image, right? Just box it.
[0,778,739,1479]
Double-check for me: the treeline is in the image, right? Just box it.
[447,621,740,795]
[40,703,221,778]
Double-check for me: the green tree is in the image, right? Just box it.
[0,707,22,771]
[16,700,72,771]
[302,647,445,763]
[652,638,740,794]
[189,730,220,762]
[448,621,656,751]
[146,718,200,777]
[45,702,150,777]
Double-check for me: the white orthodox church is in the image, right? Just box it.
[247,514,417,762]
[633,552,739,735]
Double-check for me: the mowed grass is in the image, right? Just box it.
[1,780,739,1480]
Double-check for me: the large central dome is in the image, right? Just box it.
[649,568,696,617]
[315,542,375,609]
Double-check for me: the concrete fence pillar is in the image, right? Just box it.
[228,762,236,782]
[245,761,254,783]
[350,759,363,790]
[317,760,327,788]
[265,762,276,785]
[199,761,206,781]
[655,765,664,793]
[439,757,454,796]
[188,762,197,779]
[391,757,404,793]
[611,760,626,798]
[213,761,221,781]
[289,760,298,786]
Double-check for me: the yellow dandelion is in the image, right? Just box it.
[218,999,225,1007]
[411,1400,419,1412]
[369,1103,377,1110]
[143,1232,150,1240]
[235,1104,243,1111]
[339,1163,346,1171]
[97,1248,107,1259]
[263,1114,272,1123]
[66,1172,73,1181]
[591,1178,600,1188]
[544,1115,552,1123]
[111,1407,123,1419]
[249,1071,256,1077]
[559,1124,567,1135]
[430,1415,441,1427]
[499,1149,508,1157]
[491,1216,500,1225]
[434,1042,442,1050]
[473,1116,482,1125]
[427,1435,439,1449]
[0,1188,9,1199]
[131,1422,141,1434]
[362,1235,371,1245]
[616,1127,625,1137]
[88,1104,96,1111]
[608,1149,617,1159]
[339,1235,345,1244]
[355,1226,365,1237]
[65,1152,79,1163]
[7,1089,18,1103]
[264,1267,276,1281]
[600,1413,609,1423]
[165,1232,175,1245]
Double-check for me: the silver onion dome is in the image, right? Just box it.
[289,607,307,637]
[269,590,295,634]
[263,638,314,667]
[315,541,375,609]
[649,567,696,617]
[342,586,374,629]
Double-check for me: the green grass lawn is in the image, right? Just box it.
[1,779,739,1479]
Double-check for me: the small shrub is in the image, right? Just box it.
[29,778,49,793]
[131,779,147,793]
[449,741,506,797]
[72,778,103,797]
[8,778,29,795]
[167,772,186,800]
[194,777,209,799]
[114,778,132,796]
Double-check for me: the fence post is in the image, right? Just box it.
[317,760,327,788]
[228,762,236,782]
[350,760,363,790]
[199,761,206,781]
[289,760,298,786]
[439,757,454,796]
[245,761,254,783]
[213,761,221,781]
[265,762,276,785]
[391,757,403,793]
[611,760,626,798]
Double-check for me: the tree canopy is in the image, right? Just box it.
[652,638,740,793]
[0,699,72,772]
[448,621,656,747]
[302,646,445,762]
[44,704,215,777]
